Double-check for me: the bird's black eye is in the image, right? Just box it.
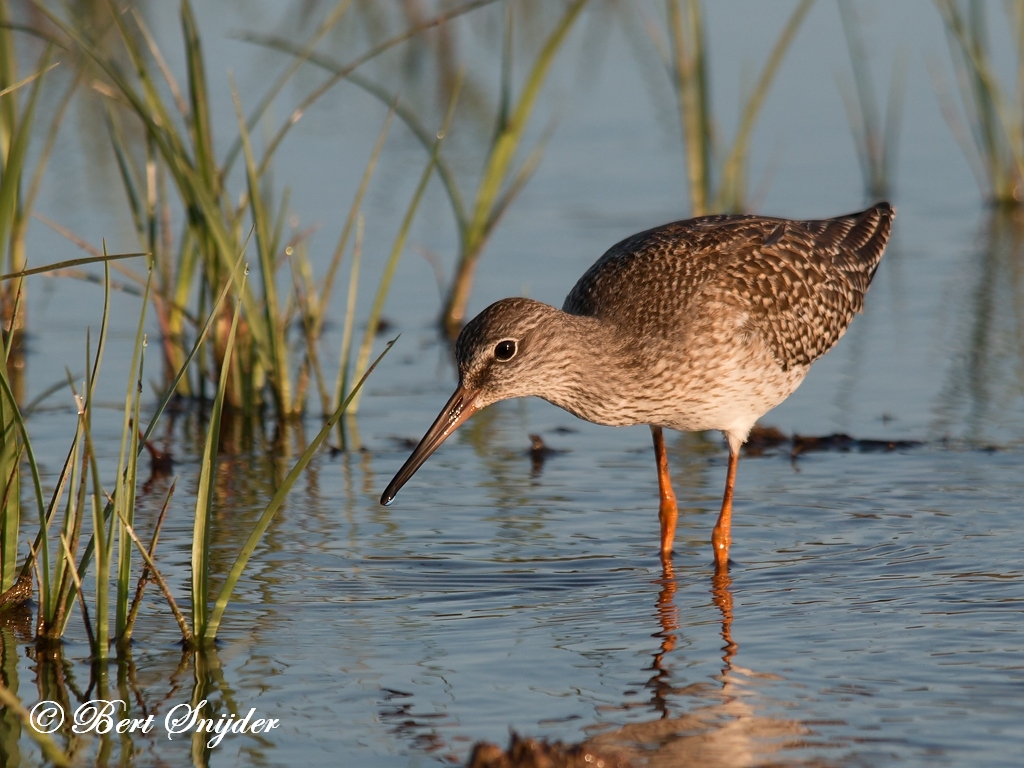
[494,339,517,361]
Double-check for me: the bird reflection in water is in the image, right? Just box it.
[468,566,830,768]
[581,565,819,768]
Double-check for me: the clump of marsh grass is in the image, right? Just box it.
[935,0,1024,207]
[38,0,484,419]
[644,0,814,216]
[0,254,149,656]
[3,243,391,653]
[2,0,451,656]
[1,251,138,620]
[37,0,363,418]
[1,2,80,597]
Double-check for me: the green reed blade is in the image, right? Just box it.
[105,106,147,241]
[333,215,362,419]
[128,7,188,117]
[486,119,553,235]
[0,1,14,136]
[0,273,21,362]
[0,351,46,554]
[0,60,57,100]
[0,443,21,595]
[937,0,1024,203]
[715,0,813,211]
[181,0,218,197]
[39,388,82,635]
[232,80,293,416]
[839,0,882,189]
[667,0,712,216]
[0,250,148,282]
[466,0,586,249]
[0,46,53,274]
[318,108,393,342]
[222,0,355,174]
[496,0,514,138]
[115,335,145,646]
[190,299,238,635]
[34,403,85,628]
[243,0,498,178]
[99,260,151,656]
[193,273,247,641]
[0,281,22,593]
[347,76,461,415]
[442,0,587,333]
[204,338,396,642]
[52,380,90,636]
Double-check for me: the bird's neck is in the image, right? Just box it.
[535,312,643,427]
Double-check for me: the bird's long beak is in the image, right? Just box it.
[380,385,480,506]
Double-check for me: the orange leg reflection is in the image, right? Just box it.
[645,562,739,718]
[711,568,737,676]
[646,559,679,718]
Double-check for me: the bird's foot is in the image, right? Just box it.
[659,547,675,568]
[711,529,732,573]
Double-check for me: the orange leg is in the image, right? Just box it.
[650,426,678,561]
[712,447,739,572]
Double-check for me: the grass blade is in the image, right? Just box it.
[715,0,814,211]
[333,216,362,418]
[231,80,293,416]
[0,251,148,281]
[348,75,461,414]
[441,0,588,334]
[193,272,248,640]
[203,338,396,642]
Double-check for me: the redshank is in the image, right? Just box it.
[381,203,894,569]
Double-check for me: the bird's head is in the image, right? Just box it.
[380,298,567,505]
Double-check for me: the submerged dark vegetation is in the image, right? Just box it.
[2,0,1024,763]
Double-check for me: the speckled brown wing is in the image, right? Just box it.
[714,203,893,369]
[563,203,894,371]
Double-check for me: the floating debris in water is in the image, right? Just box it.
[791,433,924,456]
[527,434,567,476]
[467,732,624,768]
[743,424,925,459]
[743,424,788,455]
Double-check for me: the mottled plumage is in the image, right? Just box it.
[383,203,895,568]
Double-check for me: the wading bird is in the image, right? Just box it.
[381,203,894,570]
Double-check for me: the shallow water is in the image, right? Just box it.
[4,1,1024,766]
